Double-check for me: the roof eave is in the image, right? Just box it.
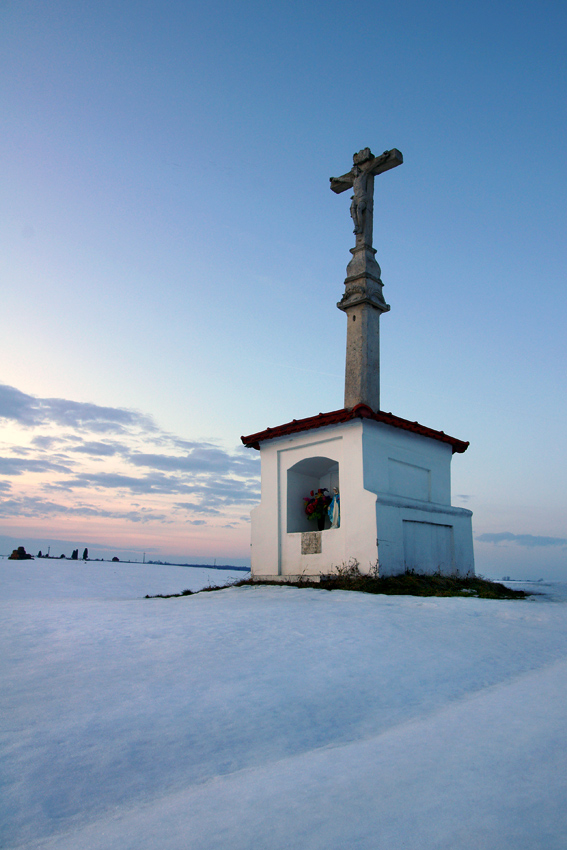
[241,405,469,454]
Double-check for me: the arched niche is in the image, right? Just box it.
[286,455,340,533]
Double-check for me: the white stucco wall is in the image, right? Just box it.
[362,421,451,504]
[249,418,474,579]
[360,420,474,576]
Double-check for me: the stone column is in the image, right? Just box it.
[337,232,389,411]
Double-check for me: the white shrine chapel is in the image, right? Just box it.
[241,148,474,581]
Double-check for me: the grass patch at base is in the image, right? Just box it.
[145,565,528,600]
[145,588,195,598]
[235,566,528,599]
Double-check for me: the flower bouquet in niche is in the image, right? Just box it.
[303,488,331,531]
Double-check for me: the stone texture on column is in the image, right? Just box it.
[338,234,389,411]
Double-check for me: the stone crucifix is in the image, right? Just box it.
[330,147,403,247]
[330,147,403,412]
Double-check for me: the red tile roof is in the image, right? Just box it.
[241,404,469,453]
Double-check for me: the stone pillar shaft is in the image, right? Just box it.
[343,302,383,410]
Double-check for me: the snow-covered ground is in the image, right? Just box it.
[2,560,567,849]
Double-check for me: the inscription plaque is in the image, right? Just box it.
[301,531,322,555]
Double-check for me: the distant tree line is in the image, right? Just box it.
[8,546,122,562]
[34,548,89,560]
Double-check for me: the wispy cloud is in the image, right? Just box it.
[31,435,61,449]
[129,448,242,474]
[174,503,221,515]
[0,384,155,433]
[0,457,74,475]
[128,447,259,477]
[51,471,261,513]
[0,383,260,544]
[70,442,122,457]
[0,495,168,523]
[477,532,567,549]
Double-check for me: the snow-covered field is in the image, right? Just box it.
[2,560,567,849]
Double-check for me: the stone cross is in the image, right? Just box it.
[330,147,403,248]
[330,147,403,412]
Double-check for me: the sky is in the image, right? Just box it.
[0,0,566,576]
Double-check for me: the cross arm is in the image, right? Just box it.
[366,148,403,177]
[330,148,403,194]
[330,173,354,194]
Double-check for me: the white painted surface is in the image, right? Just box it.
[250,418,474,578]
[388,458,431,501]
[403,521,454,574]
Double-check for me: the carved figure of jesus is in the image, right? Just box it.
[350,166,372,235]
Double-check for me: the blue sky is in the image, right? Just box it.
[1,0,566,576]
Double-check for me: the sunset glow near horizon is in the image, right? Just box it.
[1,1,566,577]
